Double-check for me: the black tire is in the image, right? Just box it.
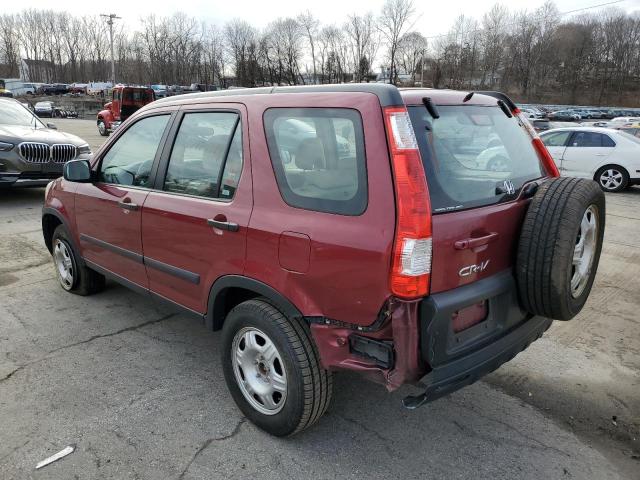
[594,165,629,192]
[51,225,105,296]
[97,120,109,137]
[517,177,605,321]
[221,299,333,436]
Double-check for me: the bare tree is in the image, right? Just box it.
[297,11,319,84]
[345,13,378,82]
[378,0,415,84]
[397,31,427,83]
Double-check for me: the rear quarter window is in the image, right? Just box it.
[264,108,367,215]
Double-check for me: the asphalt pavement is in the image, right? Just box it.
[0,119,638,479]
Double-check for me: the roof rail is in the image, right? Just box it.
[152,83,404,107]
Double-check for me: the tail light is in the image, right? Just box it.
[514,109,560,178]
[532,137,560,177]
[383,106,432,299]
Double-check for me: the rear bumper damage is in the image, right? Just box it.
[309,270,551,408]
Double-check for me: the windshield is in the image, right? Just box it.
[408,105,545,213]
[0,100,44,128]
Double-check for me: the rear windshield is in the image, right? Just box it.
[408,105,545,213]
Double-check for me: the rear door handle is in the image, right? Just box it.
[118,200,139,211]
[455,232,499,251]
[207,218,239,232]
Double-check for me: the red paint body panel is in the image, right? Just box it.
[430,199,529,293]
[140,103,252,313]
[74,183,149,287]
[244,92,396,326]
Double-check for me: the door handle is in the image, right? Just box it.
[595,153,607,156]
[118,200,139,211]
[455,232,499,251]
[207,218,239,232]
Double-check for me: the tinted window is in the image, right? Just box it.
[601,134,616,147]
[264,108,367,215]
[541,131,571,147]
[409,105,545,213]
[99,115,170,187]
[164,112,240,199]
[571,132,613,147]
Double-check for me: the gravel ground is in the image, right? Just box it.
[0,119,638,479]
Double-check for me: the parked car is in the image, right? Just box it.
[530,118,551,132]
[68,83,88,94]
[34,101,55,118]
[150,84,168,98]
[0,97,91,187]
[42,85,605,436]
[540,127,640,192]
[97,86,155,136]
[548,110,580,121]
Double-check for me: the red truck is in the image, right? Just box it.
[96,86,155,136]
[44,84,605,436]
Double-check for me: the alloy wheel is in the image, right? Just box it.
[571,205,598,298]
[53,239,74,290]
[599,168,623,190]
[231,327,287,415]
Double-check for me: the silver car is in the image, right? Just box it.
[0,98,91,188]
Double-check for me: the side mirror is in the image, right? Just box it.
[63,159,92,183]
[47,123,57,130]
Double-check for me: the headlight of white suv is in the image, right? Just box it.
[77,144,91,155]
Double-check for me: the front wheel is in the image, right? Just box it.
[97,120,109,137]
[221,299,333,436]
[52,225,105,295]
[595,165,629,192]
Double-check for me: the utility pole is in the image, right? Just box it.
[100,13,121,85]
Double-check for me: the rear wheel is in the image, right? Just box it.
[595,165,628,192]
[517,177,605,320]
[221,299,332,436]
[52,225,105,295]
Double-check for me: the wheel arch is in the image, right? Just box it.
[593,163,630,181]
[206,275,303,331]
[41,207,84,265]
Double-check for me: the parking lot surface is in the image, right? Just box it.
[1,119,638,479]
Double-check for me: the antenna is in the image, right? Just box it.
[100,14,122,85]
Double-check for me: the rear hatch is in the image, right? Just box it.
[404,95,549,365]
[406,99,546,295]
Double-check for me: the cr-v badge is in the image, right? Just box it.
[459,260,490,277]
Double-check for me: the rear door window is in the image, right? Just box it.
[408,105,545,213]
[264,108,367,215]
[570,132,611,147]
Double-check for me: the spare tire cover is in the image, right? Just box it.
[517,177,605,320]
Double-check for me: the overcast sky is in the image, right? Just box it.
[6,0,640,36]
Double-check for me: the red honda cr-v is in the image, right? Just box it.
[42,84,605,436]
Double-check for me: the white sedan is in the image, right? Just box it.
[540,127,640,192]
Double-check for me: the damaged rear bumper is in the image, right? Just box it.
[403,314,551,408]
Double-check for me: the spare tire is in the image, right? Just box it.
[517,177,605,320]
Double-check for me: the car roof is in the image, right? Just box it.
[149,84,505,110]
[542,126,621,135]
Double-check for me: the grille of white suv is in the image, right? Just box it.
[19,143,77,164]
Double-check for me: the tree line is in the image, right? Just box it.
[0,0,639,105]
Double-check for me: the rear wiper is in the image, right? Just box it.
[422,97,440,119]
[497,100,513,118]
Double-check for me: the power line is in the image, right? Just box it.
[423,0,629,41]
